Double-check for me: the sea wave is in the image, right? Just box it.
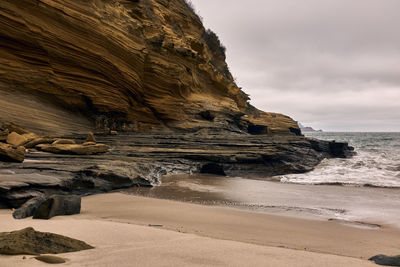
[280,132,400,188]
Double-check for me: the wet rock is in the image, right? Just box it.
[0,142,25,162]
[85,132,96,143]
[35,255,66,264]
[33,195,81,220]
[200,163,226,176]
[13,196,47,219]
[6,132,28,147]
[52,139,76,145]
[0,227,93,255]
[37,143,110,155]
[369,254,400,266]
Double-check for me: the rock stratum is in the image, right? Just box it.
[0,0,298,135]
[0,0,356,211]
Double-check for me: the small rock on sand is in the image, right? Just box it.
[0,227,93,255]
[35,255,67,264]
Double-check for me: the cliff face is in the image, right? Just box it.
[0,0,299,134]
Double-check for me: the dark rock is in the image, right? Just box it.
[12,196,47,219]
[0,142,25,162]
[199,111,216,121]
[200,163,226,176]
[289,127,302,136]
[369,254,400,266]
[0,227,93,255]
[247,124,268,135]
[35,255,66,264]
[33,195,81,220]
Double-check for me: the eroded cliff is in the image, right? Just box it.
[0,0,298,135]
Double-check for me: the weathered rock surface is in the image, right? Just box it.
[37,143,110,155]
[52,139,76,145]
[12,195,46,219]
[0,133,354,209]
[0,0,299,135]
[0,227,93,255]
[0,143,25,162]
[6,132,28,147]
[369,254,400,266]
[33,195,81,220]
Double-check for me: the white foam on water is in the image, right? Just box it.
[280,132,400,188]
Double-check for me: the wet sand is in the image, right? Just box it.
[0,192,398,266]
[125,174,400,228]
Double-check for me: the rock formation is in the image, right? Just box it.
[0,227,93,255]
[0,0,298,135]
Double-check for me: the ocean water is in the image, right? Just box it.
[125,132,400,227]
[281,132,400,188]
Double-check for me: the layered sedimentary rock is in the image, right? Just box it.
[0,0,298,135]
[0,133,354,208]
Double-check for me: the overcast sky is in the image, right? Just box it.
[190,0,400,131]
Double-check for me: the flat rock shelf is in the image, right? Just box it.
[0,133,354,209]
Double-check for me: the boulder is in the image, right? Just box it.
[0,227,93,255]
[369,255,400,266]
[110,130,118,135]
[85,132,96,143]
[12,196,47,219]
[38,143,110,155]
[52,139,76,145]
[33,195,81,220]
[6,132,28,147]
[0,143,25,162]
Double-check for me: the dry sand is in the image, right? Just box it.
[0,192,397,266]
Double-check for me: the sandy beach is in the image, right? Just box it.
[1,193,398,266]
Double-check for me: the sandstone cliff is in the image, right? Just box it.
[0,0,299,135]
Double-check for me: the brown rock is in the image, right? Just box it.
[38,143,110,155]
[33,195,81,220]
[0,122,29,135]
[52,139,76,145]
[110,130,118,135]
[24,137,57,149]
[82,141,96,146]
[0,0,299,135]
[6,132,28,147]
[0,227,93,255]
[85,132,96,143]
[0,143,25,162]
[35,255,66,264]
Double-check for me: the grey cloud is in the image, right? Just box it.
[191,0,400,131]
